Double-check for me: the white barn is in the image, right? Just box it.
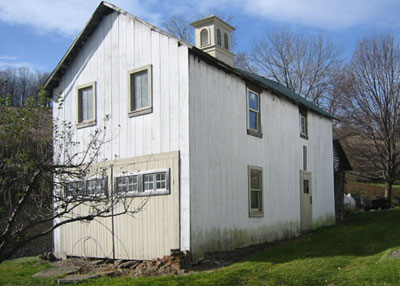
[45,2,336,262]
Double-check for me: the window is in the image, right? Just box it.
[115,169,170,197]
[303,179,310,194]
[248,166,263,217]
[76,82,96,128]
[217,28,222,46]
[200,28,209,46]
[224,33,229,50]
[299,108,308,138]
[247,89,261,137]
[65,177,107,198]
[303,146,307,170]
[129,65,152,117]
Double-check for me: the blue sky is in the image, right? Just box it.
[1,0,400,73]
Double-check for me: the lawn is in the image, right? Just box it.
[1,210,400,286]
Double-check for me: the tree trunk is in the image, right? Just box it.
[385,181,393,208]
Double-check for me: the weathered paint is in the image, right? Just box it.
[188,55,335,261]
[52,11,191,257]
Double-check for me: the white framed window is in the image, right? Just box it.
[65,177,107,198]
[247,89,262,137]
[248,166,263,217]
[216,28,222,46]
[128,65,152,117]
[299,108,308,138]
[115,169,170,197]
[76,82,96,128]
[200,28,209,46]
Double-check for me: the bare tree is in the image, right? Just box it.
[251,30,343,112]
[163,15,194,44]
[338,34,400,206]
[0,91,143,263]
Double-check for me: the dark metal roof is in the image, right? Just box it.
[333,139,352,172]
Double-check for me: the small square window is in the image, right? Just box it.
[248,166,263,217]
[76,82,96,128]
[129,65,152,117]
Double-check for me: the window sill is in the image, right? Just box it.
[249,211,264,218]
[117,189,170,198]
[300,134,308,140]
[128,107,153,118]
[76,119,96,129]
[247,129,263,138]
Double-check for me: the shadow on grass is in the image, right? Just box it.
[246,209,400,264]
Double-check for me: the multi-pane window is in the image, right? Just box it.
[248,166,263,217]
[77,83,96,125]
[66,178,107,198]
[248,90,260,132]
[129,65,152,116]
[116,175,138,194]
[116,169,169,196]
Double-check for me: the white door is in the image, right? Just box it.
[300,171,312,231]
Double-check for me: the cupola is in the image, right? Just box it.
[190,15,235,66]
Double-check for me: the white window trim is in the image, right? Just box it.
[248,165,264,218]
[65,176,108,200]
[76,82,97,129]
[247,88,262,138]
[115,168,170,197]
[128,65,153,117]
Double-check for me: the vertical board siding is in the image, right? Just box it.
[53,11,190,259]
[188,55,335,261]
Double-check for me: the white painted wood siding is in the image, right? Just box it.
[52,12,190,258]
[188,55,335,261]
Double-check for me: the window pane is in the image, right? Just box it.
[155,172,167,190]
[79,87,93,122]
[217,29,222,46]
[224,33,229,49]
[249,111,258,130]
[251,170,261,189]
[144,174,154,191]
[251,190,260,209]
[248,91,258,110]
[132,70,149,110]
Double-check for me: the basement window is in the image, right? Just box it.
[129,65,152,117]
[115,169,170,197]
[65,177,108,198]
[248,166,264,217]
[76,82,96,128]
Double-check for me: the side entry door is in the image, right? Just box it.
[300,171,312,231]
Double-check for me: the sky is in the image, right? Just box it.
[0,0,400,73]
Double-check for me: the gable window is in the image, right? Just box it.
[66,177,107,198]
[217,28,222,46]
[115,169,170,197]
[76,82,96,128]
[299,107,308,138]
[248,166,263,217]
[200,28,209,46]
[247,89,262,137]
[129,65,152,117]
[224,32,229,50]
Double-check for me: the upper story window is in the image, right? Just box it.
[200,28,209,46]
[247,89,262,137]
[216,28,222,46]
[76,82,96,128]
[224,33,229,50]
[115,169,170,197]
[299,107,308,138]
[129,65,152,117]
[248,166,264,217]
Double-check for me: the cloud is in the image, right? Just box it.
[0,0,163,37]
[236,0,400,30]
[0,55,34,71]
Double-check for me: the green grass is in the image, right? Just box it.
[2,210,400,285]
